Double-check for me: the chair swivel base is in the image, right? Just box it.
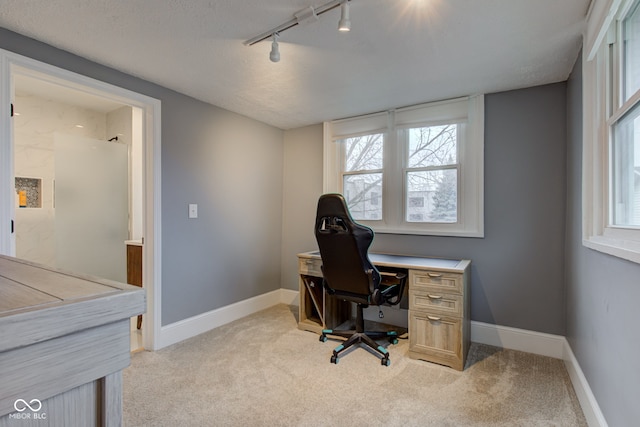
[320,329,398,366]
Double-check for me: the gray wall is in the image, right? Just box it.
[566,52,640,427]
[281,124,324,293]
[0,28,284,326]
[161,101,283,324]
[282,84,568,336]
[5,23,640,425]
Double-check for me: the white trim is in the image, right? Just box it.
[323,95,484,238]
[583,235,640,263]
[155,289,298,350]
[470,321,608,427]
[162,289,607,426]
[0,53,13,255]
[470,322,608,426]
[583,0,640,265]
[280,288,299,306]
[143,97,162,351]
[0,48,162,351]
[470,320,566,359]
[162,292,610,427]
[563,340,609,427]
[586,0,622,61]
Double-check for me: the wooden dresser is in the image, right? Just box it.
[126,240,143,329]
[0,255,145,426]
[297,251,471,370]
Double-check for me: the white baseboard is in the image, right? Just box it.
[470,322,607,427]
[470,321,566,359]
[280,288,299,306]
[562,339,608,427]
[156,288,296,349]
[155,289,606,427]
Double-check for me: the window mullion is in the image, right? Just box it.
[384,111,400,227]
[343,169,383,176]
[608,89,640,124]
[406,164,459,173]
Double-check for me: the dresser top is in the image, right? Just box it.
[0,255,145,352]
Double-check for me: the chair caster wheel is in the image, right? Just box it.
[330,355,339,364]
[382,357,390,366]
[319,335,327,342]
[390,338,398,345]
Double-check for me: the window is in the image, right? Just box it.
[342,133,383,220]
[323,96,484,237]
[611,103,640,227]
[404,124,458,223]
[584,0,640,263]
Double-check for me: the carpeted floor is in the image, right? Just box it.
[123,304,587,426]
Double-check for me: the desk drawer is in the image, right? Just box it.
[409,290,462,317]
[410,270,462,294]
[408,312,463,369]
[299,257,323,277]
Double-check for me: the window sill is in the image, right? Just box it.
[373,226,484,238]
[583,235,640,264]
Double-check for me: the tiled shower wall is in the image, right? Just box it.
[14,93,107,266]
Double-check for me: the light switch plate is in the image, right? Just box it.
[188,204,198,218]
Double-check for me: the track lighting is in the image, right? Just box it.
[269,33,280,63]
[338,1,351,32]
[244,0,354,62]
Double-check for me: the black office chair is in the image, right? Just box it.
[315,193,407,366]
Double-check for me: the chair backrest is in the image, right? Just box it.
[314,194,381,303]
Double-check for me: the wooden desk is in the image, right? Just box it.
[0,255,145,426]
[297,251,471,370]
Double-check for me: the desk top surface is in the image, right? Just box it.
[298,251,470,272]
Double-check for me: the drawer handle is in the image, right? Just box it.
[427,294,442,300]
[427,273,442,278]
[427,315,441,321]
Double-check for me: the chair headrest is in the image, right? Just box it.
[315,193,353,224]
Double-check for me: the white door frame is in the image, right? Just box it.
[0,49,162,351]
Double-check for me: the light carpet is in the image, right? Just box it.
[123,304,587,426]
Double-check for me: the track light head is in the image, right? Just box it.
[244,0,355,61]
[269,33,280,62]
[338,1,351,32]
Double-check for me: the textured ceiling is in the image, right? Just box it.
[0,0,590,130]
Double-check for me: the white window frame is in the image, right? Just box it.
[583,0,640,264]
[323,95,484,237]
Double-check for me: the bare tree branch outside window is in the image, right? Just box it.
[341,134,383,220]
[340,126,459,222]
[406,125,458,223]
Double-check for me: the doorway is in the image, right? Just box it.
[0,49,161,351]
